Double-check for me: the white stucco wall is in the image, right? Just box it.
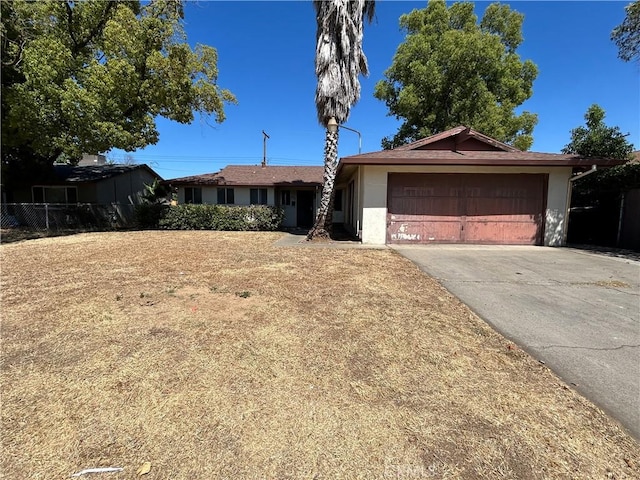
[545,170,572,246]
[360,167,388,245]
[355,165,573,246]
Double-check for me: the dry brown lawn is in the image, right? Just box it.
[1,231,638,479]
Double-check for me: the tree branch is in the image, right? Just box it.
[69,1,116,56]
[65,1,79,52]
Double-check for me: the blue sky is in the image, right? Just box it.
[111,1,639,179]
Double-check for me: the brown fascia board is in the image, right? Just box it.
[338,151,626,168]
[393,126,520,152]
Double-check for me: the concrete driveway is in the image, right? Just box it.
[391,245,640,439]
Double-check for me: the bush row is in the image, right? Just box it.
[134,204,285,231]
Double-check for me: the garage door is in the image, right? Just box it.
[387,173,547,245]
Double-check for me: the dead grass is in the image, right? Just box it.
[1,231,638,479]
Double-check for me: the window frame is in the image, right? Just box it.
[250,188,268,205]
[32,186,78,204]
[217,187,235,205]
[184,186,203,204]
[280,190,291,206]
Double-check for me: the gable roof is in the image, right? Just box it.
[393,126,519,152]
[49,164,162,183]
[339,126,626,169]
[168,165,324,187]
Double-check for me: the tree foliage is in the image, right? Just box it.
[564,104,637,215]
[561,104,634,160]
[1,0,235,174]
[611,1,640,63]
[374,0,538,150]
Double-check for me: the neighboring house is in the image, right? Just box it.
[334,126,623,246]
[9,163,162,205]
[166,165,326,228]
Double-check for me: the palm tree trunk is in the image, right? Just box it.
[307,127,339,239]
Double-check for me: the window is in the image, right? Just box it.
[334,189,343,211]
[184,187,202,204]
[280,190,291,206]
[250,188,268,205]
[217,187,234,204]
[32,186,78,203]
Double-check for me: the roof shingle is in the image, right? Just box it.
[167,165,324,186]
[52,164,161,183]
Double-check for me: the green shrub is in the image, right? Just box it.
[158,204,284,231]
[134,204,169,229]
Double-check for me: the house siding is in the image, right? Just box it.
[95,169,157,204]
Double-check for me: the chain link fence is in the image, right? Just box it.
[1,203,138,232]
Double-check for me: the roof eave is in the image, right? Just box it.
[338,157,625,167]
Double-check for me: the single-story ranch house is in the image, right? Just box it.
[166,126,622,246]
[166,165,326,228]
[334,126,623,246]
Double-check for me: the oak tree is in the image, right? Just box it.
[374,0,538,150]
[1,0,235,183]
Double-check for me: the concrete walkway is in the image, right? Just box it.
[274,231,386,249]
[391,245,640,439]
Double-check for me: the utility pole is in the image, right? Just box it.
[262,130,270,167]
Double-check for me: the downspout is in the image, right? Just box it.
[563,165,597,245]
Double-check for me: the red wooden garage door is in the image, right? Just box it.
[387,173,547,244]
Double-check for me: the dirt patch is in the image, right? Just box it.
[1,231,638,479]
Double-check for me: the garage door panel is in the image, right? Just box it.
[465,219,541,244]
[387,173,547,245]
[465,197,543,216]
[466,213,539,222]
[389,197,462,217]
[388,220,461,243]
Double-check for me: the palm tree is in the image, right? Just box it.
[307,0,375,240]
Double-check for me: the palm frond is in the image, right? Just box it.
[313,0,375,126]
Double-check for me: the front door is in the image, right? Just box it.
[296,190,315,228]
